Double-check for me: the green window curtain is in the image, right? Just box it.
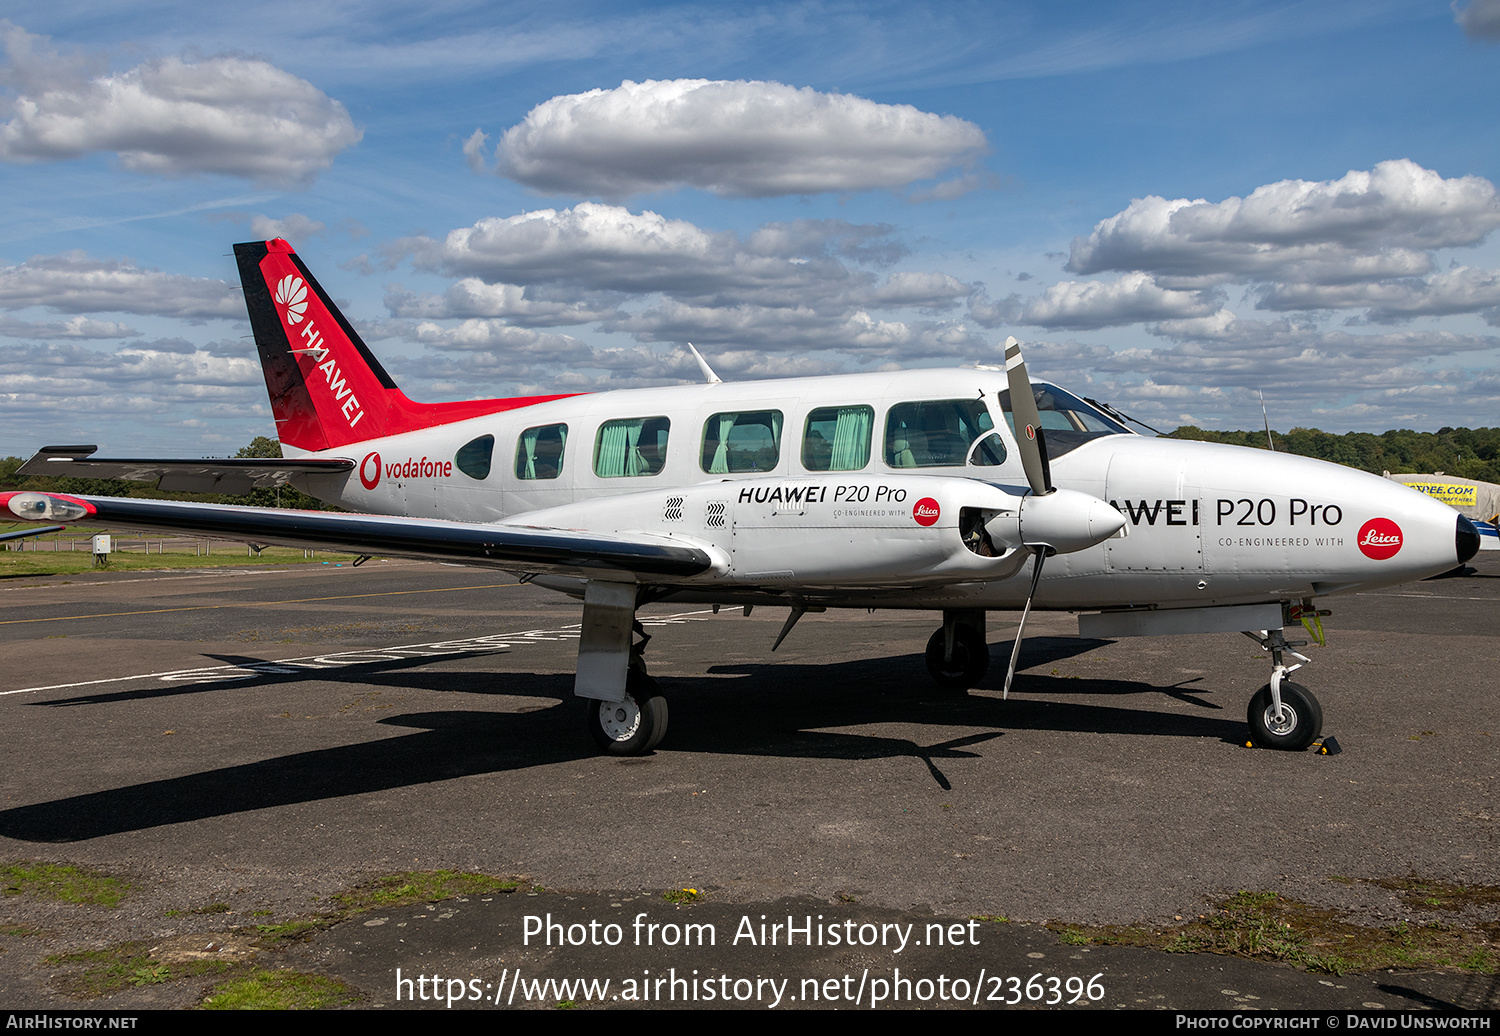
[518,427,539,479]
[624,420,644,476]
[829,406,871,470]
[710,413,735,474]
[596,421,628,477]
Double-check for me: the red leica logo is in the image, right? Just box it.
[360,451,381,490]
[913,497,941,526]
[1356,517,1402,560]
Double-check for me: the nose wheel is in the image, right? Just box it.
[1242,625,1323,750]
[1247,680,1322,751]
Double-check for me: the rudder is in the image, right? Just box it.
[235,239,576,453]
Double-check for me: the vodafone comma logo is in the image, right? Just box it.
[274,274,308,325]
[360,451,381,490]
[913,497,941,526]
[1357,517,1403,560]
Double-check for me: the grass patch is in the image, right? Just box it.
[1375,876,1500,913]
[332,870,521,914]
[1,862,128,907]
[1046,888,1499,976]
[45,942,231,999]
[255,870,522,944]
[0,542,348,579]
[663,888,702,904]
[200,968,359,1010]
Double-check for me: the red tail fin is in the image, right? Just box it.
[234,239,576,452]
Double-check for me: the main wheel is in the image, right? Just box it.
[925,626,990,689]
[587,672,669,755]
[1246,681,1322,751]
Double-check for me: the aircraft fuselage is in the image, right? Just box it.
[283,366,1465,612]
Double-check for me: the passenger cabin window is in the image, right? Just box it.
[884,400,995,468]
[514,424,567,480]
[802,405,872,471]
[594,417,670,477]
[455,434,495,480]
[702,410,783,474]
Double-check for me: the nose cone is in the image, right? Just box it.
[1016,488,1127,554]
[1457,514,1480,564]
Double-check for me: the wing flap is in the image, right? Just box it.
[1,493,712,578]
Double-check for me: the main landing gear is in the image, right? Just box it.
[588,668,669,755]
[575,581,670,756]
[924,609,990,689]
[1243,626,1323,751]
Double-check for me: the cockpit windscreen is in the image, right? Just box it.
[997,382,1131,460]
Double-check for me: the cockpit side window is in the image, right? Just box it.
[514,424,567,480]
[884,399,994,468]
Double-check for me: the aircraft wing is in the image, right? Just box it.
[16,445,354,495]
[0,492,713,578]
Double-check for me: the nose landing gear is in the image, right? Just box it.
[1243,626,1322,751]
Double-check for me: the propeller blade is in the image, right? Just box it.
[1003,336,1052,497]
[1002,547,1050,700]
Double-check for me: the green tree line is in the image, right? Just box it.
[1164,426,1500,484]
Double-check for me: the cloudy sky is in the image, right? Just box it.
[2,0,1498,456]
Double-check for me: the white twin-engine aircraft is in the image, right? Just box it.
[8,240,1481,755]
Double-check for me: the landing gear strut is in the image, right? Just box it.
[1242,626,1322,750]
[575,581,670,755]
[925,609,989,689]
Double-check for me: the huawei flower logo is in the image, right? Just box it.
[275,275,308,324]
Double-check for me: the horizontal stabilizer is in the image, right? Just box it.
[17,446,353,495]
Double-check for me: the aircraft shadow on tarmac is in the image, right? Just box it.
[2,640,1248,843]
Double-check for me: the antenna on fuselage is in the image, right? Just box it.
[686,343,723,385]
[1259,390,1275,452]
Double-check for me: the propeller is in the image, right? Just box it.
[992,337,1124,698]
[1003,336,1052,497]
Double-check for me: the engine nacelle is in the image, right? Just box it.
[504,473,1031,588]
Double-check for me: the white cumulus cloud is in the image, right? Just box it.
[1068,160,1500,283]
[488,79,987,198]
[1019,272,1225,330]
[0,23,360,187]
[0,252,242,319]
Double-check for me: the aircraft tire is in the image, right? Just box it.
[924,627,989,689]
[588,672,669,755]
[1246,681,1322,751]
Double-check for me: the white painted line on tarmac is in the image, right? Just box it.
[2,609,716,697]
